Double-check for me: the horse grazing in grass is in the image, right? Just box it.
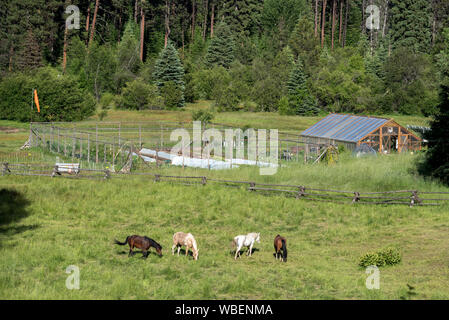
[172,232,199,260]
[232,233,260,260]
[274,235,287,262]
[114,235,162,258]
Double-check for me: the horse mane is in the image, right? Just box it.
[187,233,198,251]
[145,236,162,250]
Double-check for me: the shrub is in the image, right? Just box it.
[99,92,116,110]
[0,67,96,122]
[118,79,163,110]
[161,81,184,109]
[278,96,293,115]
[214,84,240,111]
[359,247,401,268]
[191,110,214,124]
[192,67,231,100]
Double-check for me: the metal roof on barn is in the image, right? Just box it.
[301,114,390,143]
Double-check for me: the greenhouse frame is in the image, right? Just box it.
[301,114,422,153]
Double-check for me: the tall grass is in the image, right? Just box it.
[1,154,448,299]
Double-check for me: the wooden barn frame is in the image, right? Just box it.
[301,114,422,154]
[357,119,422,153]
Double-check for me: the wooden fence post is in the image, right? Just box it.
[2,162,11,176]
[352,192,360,203]
[96,123,99,163]
[50,126,53,152]
[202,176,207,185]
[410,190,421,207]
[87,134,90,164]
[296,186,305,199]
[104,169,110,180]
[154,174,160,182]
[118,123,121,146]
[139,124,142,149]
[249,182,255,191]
[51,165,59,178]
[80,135,83,160]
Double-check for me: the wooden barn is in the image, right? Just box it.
[301,114,422,153]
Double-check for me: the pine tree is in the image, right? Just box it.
[287,58,318,115]
[365,43,388,81]
[221,0,263,38]
[390,0,432,53]
[419,84,449,185]
[16,29,43,71]
[205,21,235,69]
[152,40,185,107]
[115,21,141,90]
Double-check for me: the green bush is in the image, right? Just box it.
[118,79,163,110]
[0,67,96,122]
[278,96,294,115]
[192,67,231,100]
[191,109,214,124]
[359,247,401,268]
[161,81,184,109]
[214,84,240,111]
[99,92,116,110]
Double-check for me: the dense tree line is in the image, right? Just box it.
[1,0,449,120]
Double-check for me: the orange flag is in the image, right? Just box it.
[34,89,40,113]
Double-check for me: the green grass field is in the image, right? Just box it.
[1,105,448,300]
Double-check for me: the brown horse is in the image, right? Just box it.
[115,235,162,258]
[274,235,287,262]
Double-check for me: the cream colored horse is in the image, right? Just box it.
[172,232,199,260]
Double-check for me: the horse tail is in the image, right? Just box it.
[114,236,129,246]
[230,239,236,249]
[281,239,287,261]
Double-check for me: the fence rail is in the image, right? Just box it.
[3,162,449,207]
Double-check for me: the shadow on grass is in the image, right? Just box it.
[0,189,36,241]
[116,249,164,258]
[230,247,260,258]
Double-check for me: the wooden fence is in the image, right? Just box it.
[3,162,449,207]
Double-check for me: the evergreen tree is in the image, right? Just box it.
[287,58,318,115]
[152,40,185,107]
[16,29,43,71]
[365,43,388,81]
[221,0,263,38]
[205,22,235,69]
[390,0,432,53]
[288,14,320,74]
[115,21,142,91]
[436,28,449,86]
[419,84,449,185]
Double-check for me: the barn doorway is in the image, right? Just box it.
[381,126,399,153]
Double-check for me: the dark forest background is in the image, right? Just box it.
[1,0,449,122]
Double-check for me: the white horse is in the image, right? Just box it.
[232,233,260,260]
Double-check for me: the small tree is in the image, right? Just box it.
[119,79,163,110]
[205,21,235,69]
[152,41,185,107]
[115,21,141,91]
[16,29,43,71]
[287,59,318,115]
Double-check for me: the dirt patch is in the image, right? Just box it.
[0,126,21,133]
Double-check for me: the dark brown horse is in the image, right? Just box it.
[115,235,162,258]
[274,235,287,262]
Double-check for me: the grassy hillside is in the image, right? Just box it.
[1,104,448,300]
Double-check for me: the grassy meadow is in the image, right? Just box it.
[1,104,448,300]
